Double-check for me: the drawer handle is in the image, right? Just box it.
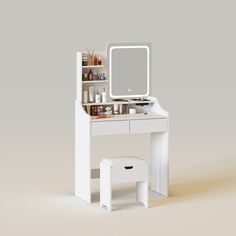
[124,166,133,170]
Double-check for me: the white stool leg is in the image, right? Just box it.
[100,162,112,211]
[136,180,149,208]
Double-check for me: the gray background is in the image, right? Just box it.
[1,1,236,235]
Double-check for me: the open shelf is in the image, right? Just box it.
[82,99,154,106]
[82,80,108,84]
[82,65,104,69]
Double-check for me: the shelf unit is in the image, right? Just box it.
[80,51,107,105]
[78,51,157,117]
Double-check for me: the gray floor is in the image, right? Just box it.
[1,111,236,235]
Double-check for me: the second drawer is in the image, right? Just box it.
[91,120,129,136]
[130,118,168,133]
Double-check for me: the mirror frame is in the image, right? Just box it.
[107,43,151,99]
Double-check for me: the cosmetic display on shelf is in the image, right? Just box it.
[82,70,106,81]
[82,50,103,66]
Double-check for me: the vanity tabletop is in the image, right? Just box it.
[90,112,167,122]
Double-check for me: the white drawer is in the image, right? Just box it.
[111,164,148,184]
[130,118,167,133]
[91,120,129,136]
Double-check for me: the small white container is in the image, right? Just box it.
[102,88,107,103]
[105,106,112,115]
[129,108,136,114]
[113,104,118,114]
[95,91,101,103]
[83,91,88,103]
[89,87,94,103]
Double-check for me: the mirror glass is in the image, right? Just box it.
[107,43,150,99]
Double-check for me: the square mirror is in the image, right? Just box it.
[107,43,151,99]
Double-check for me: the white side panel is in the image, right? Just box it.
[75,100,91,202]
[76,52,82,101]
[149,97,169,196]
[151,132,169,196]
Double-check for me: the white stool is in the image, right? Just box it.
[100,157,149,211]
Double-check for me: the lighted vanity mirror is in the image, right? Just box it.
[107,43,151,99]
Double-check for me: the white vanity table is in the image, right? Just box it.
[75,44,169,203]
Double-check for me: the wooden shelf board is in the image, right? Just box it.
[82,65,104,68]
[82,80,108,84]
[82,99,154,106]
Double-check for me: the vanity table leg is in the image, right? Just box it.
[75,102,91,203]
[151,132,169,197]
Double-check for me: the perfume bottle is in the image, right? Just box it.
[91,106,98,116]
[98,56,102,65]
[88,69,93,81]
[99,73,106,80]
[94,54,98,65]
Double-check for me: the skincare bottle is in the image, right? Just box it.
[88,69,93,81]
[102,87,107,103]
[93,72,98,81]
[105,106,112,115]
[93,54,98,65]
[113,104,118,115]
[83,72,88,81]
[118,104,123,114]
[82,53,88,66]
[98,56,102,65]
[83,90,88,103]
[100,73,105,80]
[95,90,100,103]
[89,87,94,102]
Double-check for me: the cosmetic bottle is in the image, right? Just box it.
[93,72,98,81]
[89,87,94,102]
[98,56,102,65]
[95,90,100,103]
[102,87,107,103]
[88,69,93,81]
[94,54,98,65]
[83,72,88,81]
[91,106,98,116]
[82,53,88,66]
[100,73,105,80]
[83,90,88,103]
[118,104,123,114]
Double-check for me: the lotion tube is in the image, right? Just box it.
[89,87,94,103]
